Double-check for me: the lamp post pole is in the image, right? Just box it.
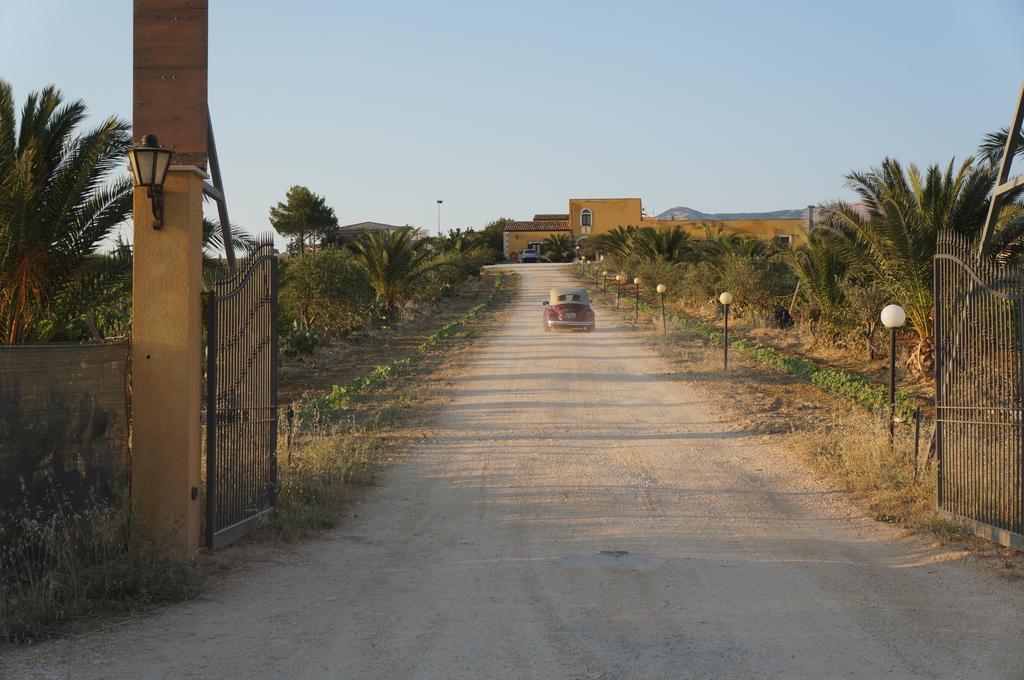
[602,270,608,295]
[436,199,443,237]
[719,292,733,371]
[633,278,641,324]
[881,304,907,445]
[615,275,623,308]
[888,327,897,442]
[657,284,667,335]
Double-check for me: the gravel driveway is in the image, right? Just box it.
[4,264,1023,679]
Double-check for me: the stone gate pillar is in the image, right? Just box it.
[130,167,206,553]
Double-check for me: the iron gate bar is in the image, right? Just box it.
[205,243,278,550]
[934,231,1024,551]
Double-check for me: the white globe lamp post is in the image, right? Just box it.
[656,284,668,334]
[719,292,734,370]
[633,278,642,324]
[881,304,907,442]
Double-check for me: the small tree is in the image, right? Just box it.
[268,185,338,254]
[477,218,513,261]
[279,247,375,336]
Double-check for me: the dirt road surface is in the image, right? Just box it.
[5,264,1023,679]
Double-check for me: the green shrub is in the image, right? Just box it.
[415,251,488,305]
[284,325,320,355]
[279,247,375,338]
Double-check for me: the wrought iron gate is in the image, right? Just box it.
[205,243,278,549]
[934,232,1024,551]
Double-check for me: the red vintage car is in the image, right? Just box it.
[543,287,596,332]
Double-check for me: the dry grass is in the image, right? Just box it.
[0,502,204,642]
[794,416,950,531]
[269,427,388,542]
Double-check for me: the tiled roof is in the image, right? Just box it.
[504,220,571,232]
[533,213,569,221]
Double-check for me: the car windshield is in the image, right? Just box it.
[549,289,590,305]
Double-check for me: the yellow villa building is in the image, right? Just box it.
[503,197,811,261]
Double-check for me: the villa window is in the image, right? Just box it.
[581,225,592,235]
[581,209,592,227]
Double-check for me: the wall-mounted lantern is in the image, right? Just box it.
[128,134,174,229]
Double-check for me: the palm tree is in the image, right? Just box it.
[818,156,1014,372]
[633,225,693,262]
[789,231,887,356]
[790,231,855,326]
[595,226,638,261]
[978,127,1024,168]
[541,233,574,262]
[0,81,132,342]
[432,228,482,255]
[696,229,779,261]
[350,228,434,312]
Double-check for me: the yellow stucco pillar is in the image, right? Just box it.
[130,166,206,554]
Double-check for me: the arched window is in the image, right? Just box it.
[581,209,592,227]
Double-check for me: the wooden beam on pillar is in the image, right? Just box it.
[978,80,1024,257]
[133,0,209,168]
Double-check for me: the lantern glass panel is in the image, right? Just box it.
[153,149,172,186]
[129,148,155,186]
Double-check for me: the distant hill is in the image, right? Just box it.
[656,206,809,221]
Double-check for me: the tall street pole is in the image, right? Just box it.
[436,199,443,237]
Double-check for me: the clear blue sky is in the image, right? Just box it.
[1,0,1022,246]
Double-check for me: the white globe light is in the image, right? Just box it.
[719,292,733,305]
[633,277,641,285]
[602,270,608,276]
[656,284,667,294]
[880,304,906,329]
